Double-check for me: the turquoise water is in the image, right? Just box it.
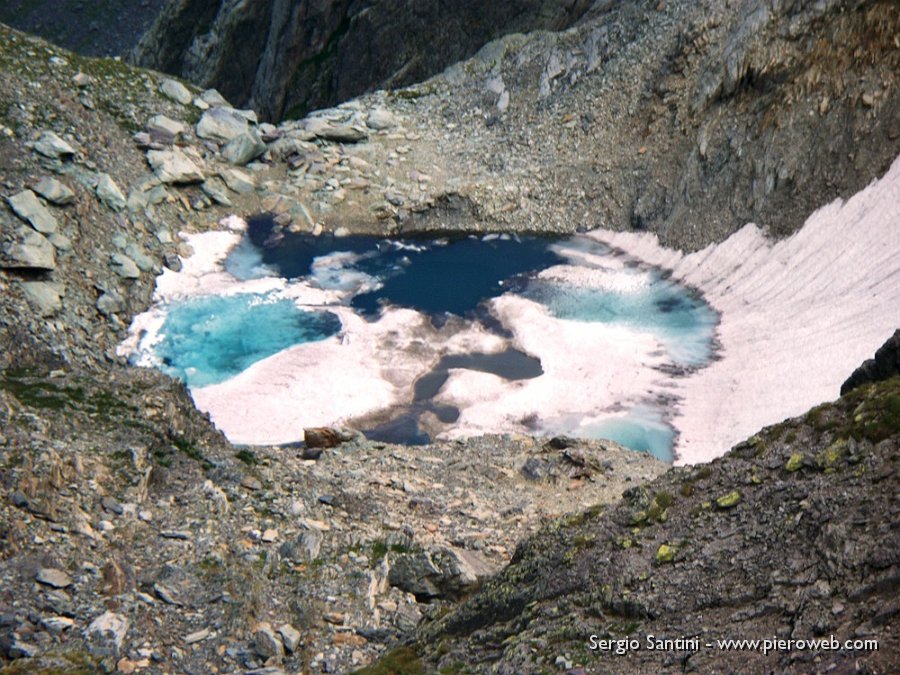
[526,272,718,367]
[155,294,341,387]
[582,407,676,462]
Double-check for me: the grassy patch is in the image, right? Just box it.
[353,646,425,674]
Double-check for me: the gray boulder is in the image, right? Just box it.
[32,177,75,205]
[146,149,205,184]
[147,114,187,143]
[2,227,56,270]
[196,107,249,144]
[388,546,497,600]
[84,611,129,658]
[110,253,141,279]
[159,78,192,105]
[222,129,266,165]
[7,190,58,234]
[96,173,127,211]
[34,131,75,159]
[21,281,63,317]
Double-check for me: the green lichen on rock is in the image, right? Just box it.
[655,543,676,563]
[816,439,848,470]
[785,453,805,472]
[715,490,741,509]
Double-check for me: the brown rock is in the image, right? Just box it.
[304,427,342,449]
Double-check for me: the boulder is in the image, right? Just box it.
[96,173,127,211]
[32,177,75,205]
[146,149,204,184]
[222,129,266,166]
[387,546,497,600]
[159,78,192,105]
[7,190,58,234]
[147,114,187,143]
[366,107,397,130]
[21,281,63,317]
[84,611,129,658]
[219,167,256,194]
[196,107,249,144]
[315,124,368,144]
[303,427,343,449]
[34,131,75,159]
[2,227,56,270]
[110,253,141,279]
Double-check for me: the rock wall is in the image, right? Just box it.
[129,0,593,121]
[0,0,167,57]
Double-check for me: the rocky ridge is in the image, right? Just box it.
[385,356,900,674]
[130,0,594,121]
[130,0,900,251]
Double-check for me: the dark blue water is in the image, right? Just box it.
[155,293,341,387]
[241,214,565,316]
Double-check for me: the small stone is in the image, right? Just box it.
[242,476,263,491]
[199,89,230,107]
[7,190,58,234]
[184,627,210,645]
[85,611,129,657]
[159,530,192,540]
[861,93,875,107]
[261,529,278,543]
[101,496,124,515]
[96,291,124,317]
[36,568,72,588]
[201,178,233,206]
[366,108,397,130]
[41,616,75,633]
[96,174,127,211]
[7,640,39,659]
[73,72,93,87]
[159,79,192,105]
[316,125,367,143]
[33,177,75,205]
[254,625,284,659]
[11,490,28,508]
[277,624,301,653]
[219,167,256,194]
[153,582,182,606]
[110,253,141,279]
[34,131,75,159]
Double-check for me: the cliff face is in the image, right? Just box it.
[0,0,167,57]
[130,0,593,121]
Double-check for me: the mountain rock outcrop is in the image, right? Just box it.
[0,0,167,57]
[385,335,900,673]
[130,0,593,121]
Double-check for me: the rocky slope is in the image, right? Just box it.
[376,338,900,674]
[130,0,593,122]
[132,0,899,251]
